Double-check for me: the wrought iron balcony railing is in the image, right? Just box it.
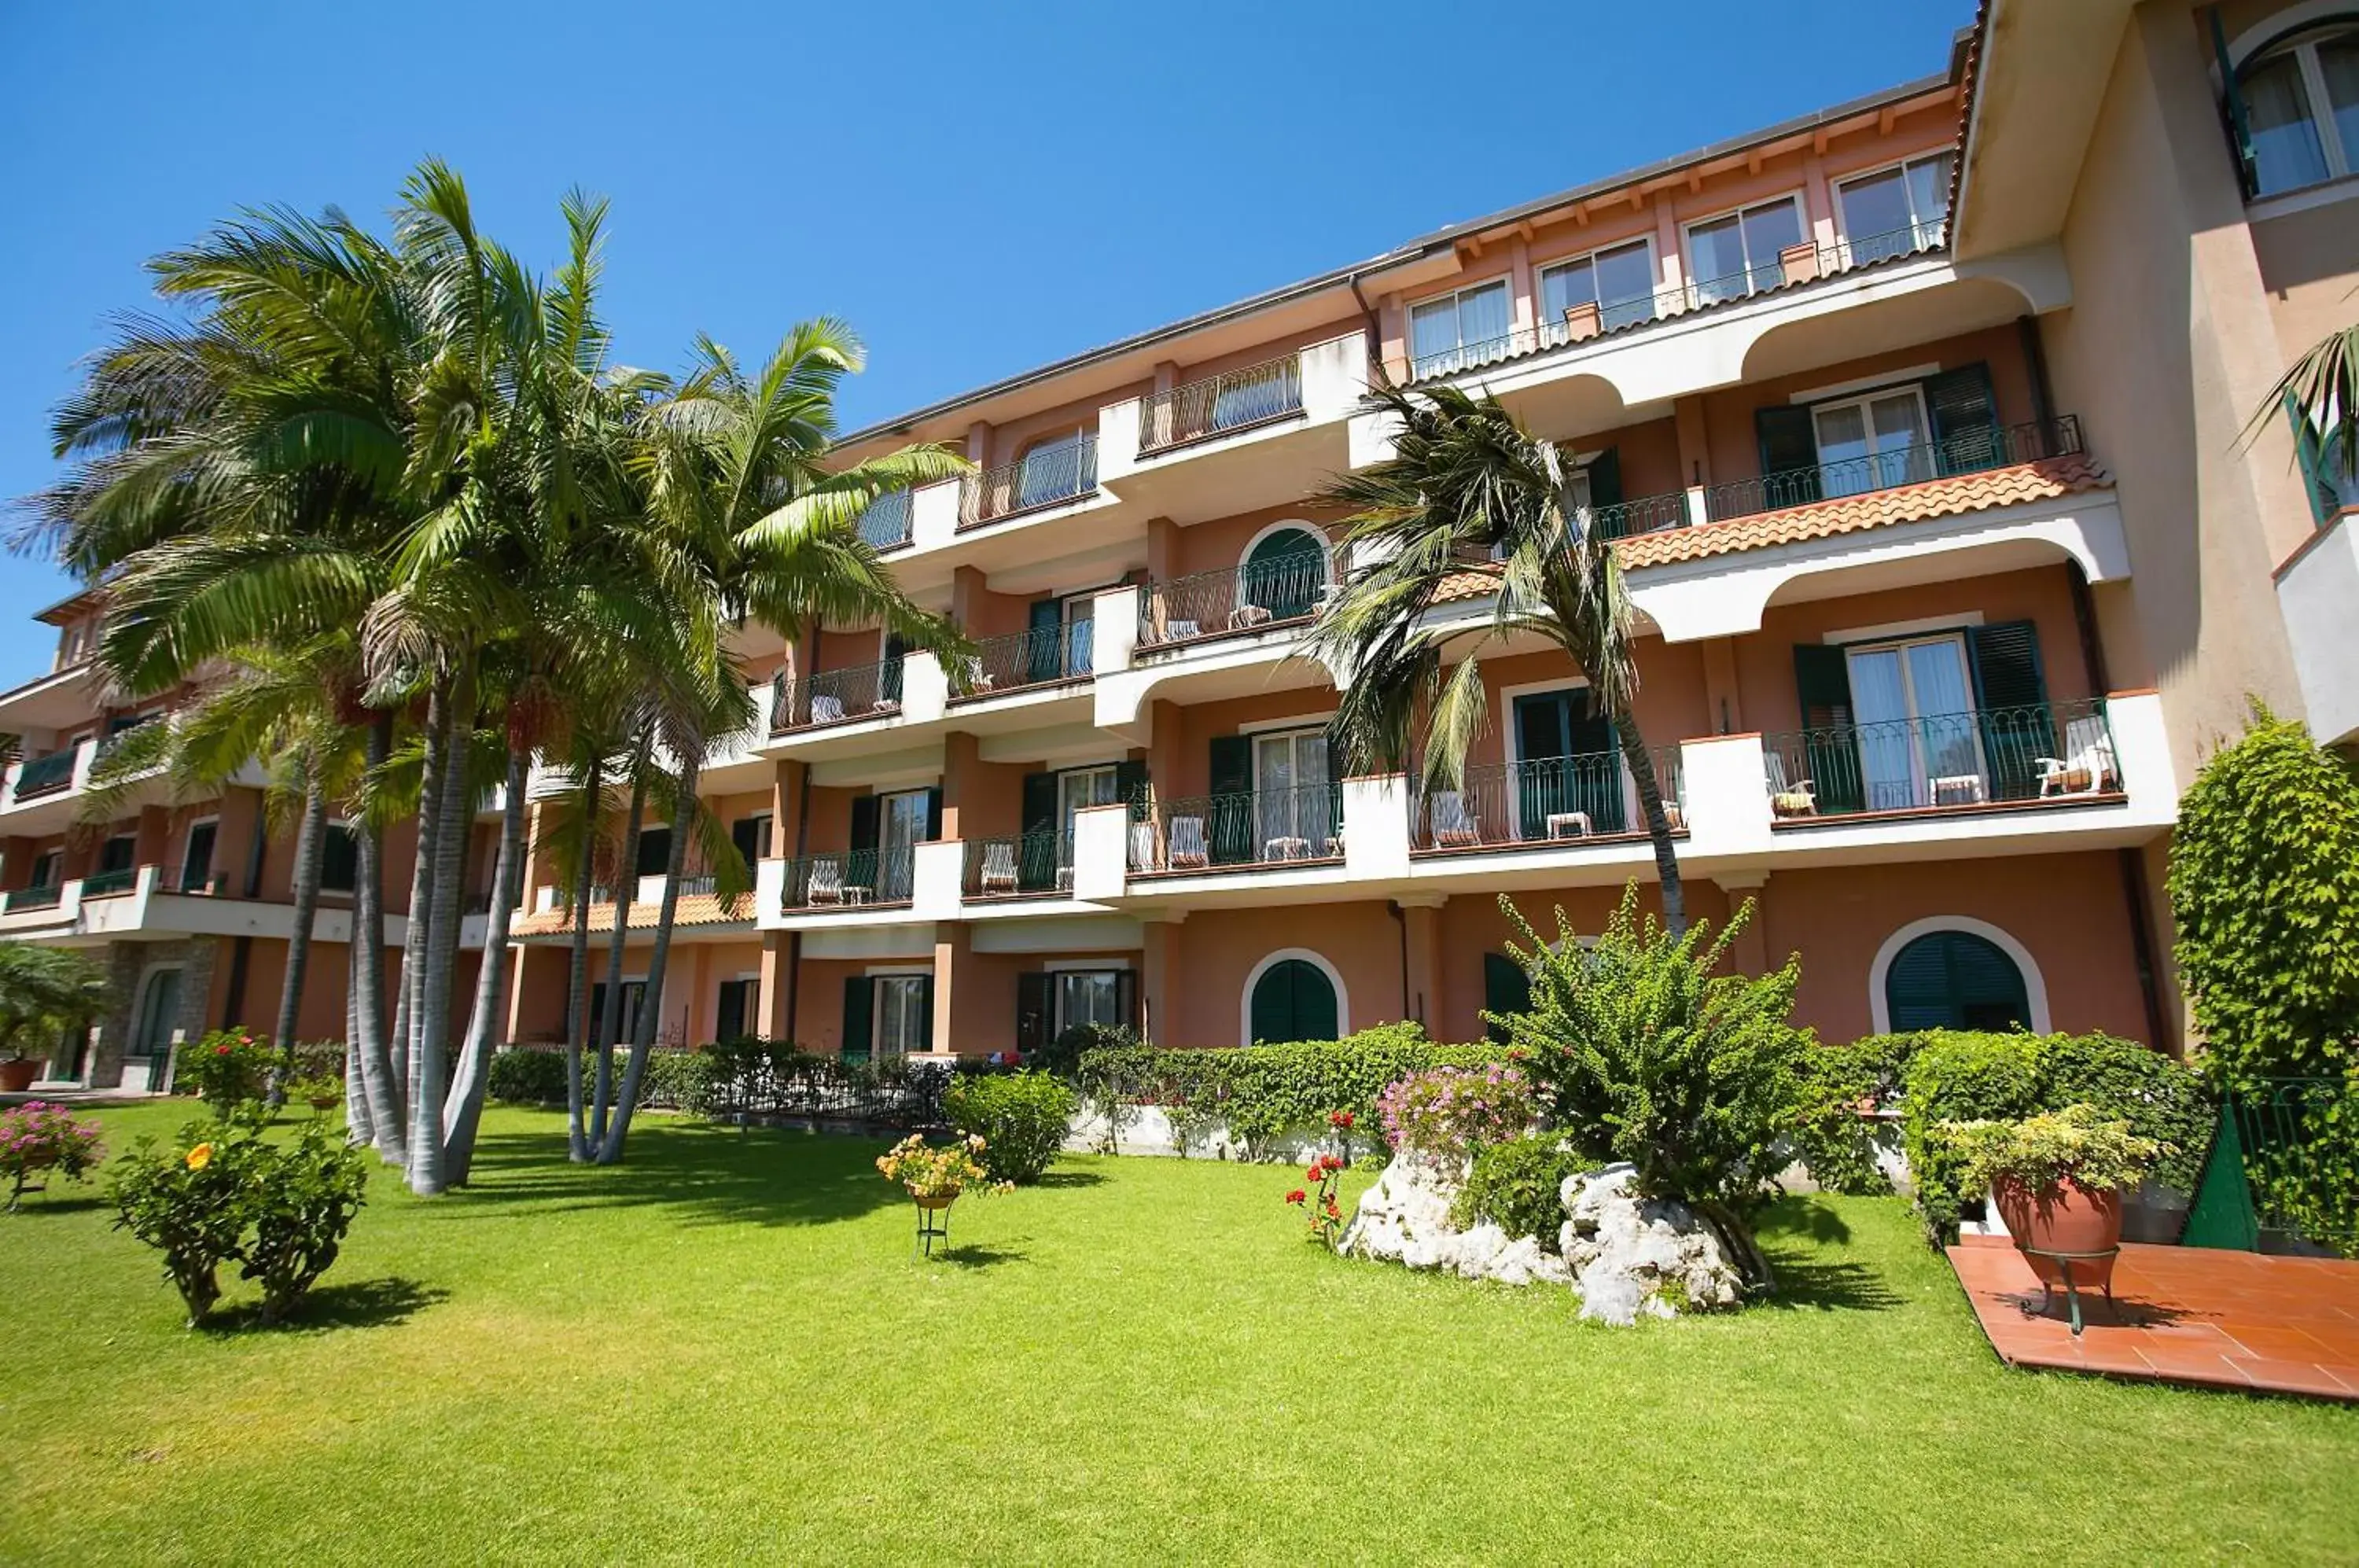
[959,436,1099,528]
[950,623,1092,699]
[777,846,917,910]
[2,883,63,912]
[857,488,915,551]
[1136,354,1305,456]
[771,659,906,733]
[1392,221,1949,384]
[1131,784,1344,873]
[79,868,138,898]
[960,830,1073,898]
[1760,698,2118,819]
[1410,750,1685,852]
[1136,550,1334,649]
[13,747,77,800]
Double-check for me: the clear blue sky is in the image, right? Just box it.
[0,0,1971,684]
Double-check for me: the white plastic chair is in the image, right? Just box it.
[810,694,846,725]
[1430,790,1481,848]
[2037,716,2117,797]
[1229,604,1274,631]
[806,859,844,905]
[1168,815,1209,869]
[1764,751,1817,818]
[979,841,1018,894]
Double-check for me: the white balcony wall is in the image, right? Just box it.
[909,478,962,553]
[2276,510,2359,747]
[1069,802,1131,903]
[901,652,950,725]
[1678,734,1773,861]
[1341,775,1412,881]
[911,839,964,921]
[1299,329,1369,421]
[1095,397,1143,484]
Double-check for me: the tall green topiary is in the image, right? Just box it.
[2169,705,2359,1084]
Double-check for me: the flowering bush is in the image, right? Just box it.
[944,1070,1075,1183]
[238,1121,370,1324]
[184,1029,277,1121]
[1284,1152,1349,1247]
[0,1101,104,1211]
[876,1134,998,1202]
[1376,1062,1537,1161]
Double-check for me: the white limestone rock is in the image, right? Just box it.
[1556,1163,1743,1326]
[1340,1151,1572,1286]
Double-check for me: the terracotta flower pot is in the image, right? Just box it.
[1993,1173,2124,1293]
[911,1189,960,1211]
[0,1059,40,1094]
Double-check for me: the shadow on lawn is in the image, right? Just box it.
[1755,1198,1906,1313]
[198,1276,449,1335]
[450,1120,907,1230]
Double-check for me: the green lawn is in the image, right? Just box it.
[2,1103,2354,1566]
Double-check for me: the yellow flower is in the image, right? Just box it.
[185,1143,214,1171]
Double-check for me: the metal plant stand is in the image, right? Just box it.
[2019,1246,2118,1337]
[915,1196,955,1257]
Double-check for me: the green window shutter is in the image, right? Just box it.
[841,975,873,1064]
[1019,771,1058,892]
[1967,620,2053,801]
[1251,959,1338,1044]
[716,980,748,1044]
[1792,644,1862,815]
[1884,936,1957,1032]
[1115,970,1139,1033]
[2211,7,2261,199]
[1016,971,1051,1052]
[917,975,935,1053]
[1113,759,1150,821]
[881,634,908,704]
[1584,446,1621,507]
[1028,598,1062,684]
[1482,952,1532,1046]
[923,786,944,842]
[1884,932,2030,1032]
[1753,405,1822,513]
[2287,391,2335,527]
[848,794,880,891]
[1925,363,2000,475]
[1209,734,1253,866]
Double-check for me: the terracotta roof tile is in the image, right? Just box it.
[510,890,753,939]
[1431,565,1506,605]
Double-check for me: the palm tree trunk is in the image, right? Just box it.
[440,732,529,1183]
[407,672,469,1195]
[563,750,604,1163]
[354,713,403,1162]
[396,701,447,1149]
[598,751,697,1165]
[591,731,651,1146]
[267,772,329,1104]
[344,938,374,1148]
[1614,712,1685,938]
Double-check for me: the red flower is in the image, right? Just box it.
[1284,1189,1307,1205]
[215,1044,230,1056]
[1324,1201,1341,1219]
[1330,1110,1355,1129]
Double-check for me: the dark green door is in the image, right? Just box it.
[1248,958,1339,1043]
[1240,528,1326,621]
[1884,931,2030,1032]
[1027,598,1062,685]
[1483,952,1533,1045]
[1513,689,1622,838]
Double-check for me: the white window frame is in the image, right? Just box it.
[1051,967,1127,1036]
[2238,21,2359,190]
[872,974,929,1059]
[1682,193,1806,302]
[1833,152,1954,253]
[1840,632,1987,810]
[1536,237,1656,341]
[1808,385,1934,473]
[179,815,219,893]
[1407,278,1513,374]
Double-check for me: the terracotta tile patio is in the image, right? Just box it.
[1947,1238,2359,1401]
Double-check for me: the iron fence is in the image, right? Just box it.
[777,845,918,910]
[1392,222,1949,382]
[2,883,63,912]
[1137,354,1305,455]
[858,488,914,550]
[1136,550,1333,648]
[959,436,1099,528]
[13,747,75,799]
[951,623,1092,698]
[1133,784,1344,872]
[703,1042,959,1129]
[1761,698,2114,819]
[1411,749,1684,851]
[2228,1078,2357,1253]
[1700,417,2084,522]
[79,868,137,898]
[771,659,906,732]
[960,830,1072,897]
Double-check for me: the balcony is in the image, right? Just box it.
[777,847,917,911]
[79,867,138,898]
[2,883,63,913]
[771,660,906,734]
[1136,550,1334,651]
[959,832,1070,900]
[1387,222,1950,384]
[858,488,915,552]
[1760,699,2122,824]
[959,437,1100,530]
[1409,751,1686,853]
[12,746,77,801]
[2275,506,2359,748]
[1135,354,1305,458]
[1129,783,1344,875]
[951,624,1092,702]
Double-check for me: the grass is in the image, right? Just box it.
[2,1102,2356,1566]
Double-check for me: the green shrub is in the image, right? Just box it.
[1941,1104,2167,1197]
[237,1121,370,1325]
[1038,1021,1135,1083]
[2168,705,2359,1085]
[1790,1034,1922,1195]
[1452,1133,1587,1250]
[1498,887,1809,1283]
[488,1048,569,1105]
[1900,1029,2214,1243]
[109,1124,269,1326]
[944,1072,1076,1183]
[1075,1025,1503,1161]
[182,1029,276,1121]
[488,1047,718,1113]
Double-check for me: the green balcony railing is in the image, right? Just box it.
[1761,698,2117,819]
[2,883,64,912]
[12,747,77,800]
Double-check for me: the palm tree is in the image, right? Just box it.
[1303,380,1686,934]
[2255,320,2359,503]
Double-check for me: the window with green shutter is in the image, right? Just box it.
[1884,930,2030,1032]
[1248,958,1339,1044]
[1923,363,2000,475]
[1482,952,1532,1045]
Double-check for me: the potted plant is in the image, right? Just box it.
[0,1100,104,1210]
[0,945,110,1093]
[1941,1104,2166,1294]
[876,1133,997,1211]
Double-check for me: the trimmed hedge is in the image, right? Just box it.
[1076,1024,1504,1159]
[1790,1033,1923,1196]
[1896,1029,2213,1243]
[944,1071,1076,1183]
[488,1046,721,1115]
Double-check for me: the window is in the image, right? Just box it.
[180,819,217,893]
[1844,635,1982,812]
[1053,969,1127,1035]
[1482,952,1533,1046]
[131,967,184,1058]
[2237,24,2359,194]
[876,788,929,900]
[1018,431,1093,510]
[1540,238,1657,338]
[320,822,359,893]
[28,850,60,889]
[1252,727,1334,854]
[1884,930,2030,1032]
[1493,473,1590,560]
[1810,387,1934,495]
[1511,686,1625,836]
[1408,280,1512,377]
[715,977,756,1043]
[98,834,137,875]
[1058,767,1119,855]
[1239,527,1327,618]
[874,975,929,1059]
[1248,956,1340,1043]
[633,826,671,879]
[1836,153,1953,263]
[730,814,771,870]
[1686,196,1804,304]
[589,979,649,1043]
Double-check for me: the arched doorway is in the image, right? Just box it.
[1238,527,1327,622]
[1246,955,1341,1044]
[1882,929,2032,1032]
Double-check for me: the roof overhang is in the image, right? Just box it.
[1952,0,2141,259]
